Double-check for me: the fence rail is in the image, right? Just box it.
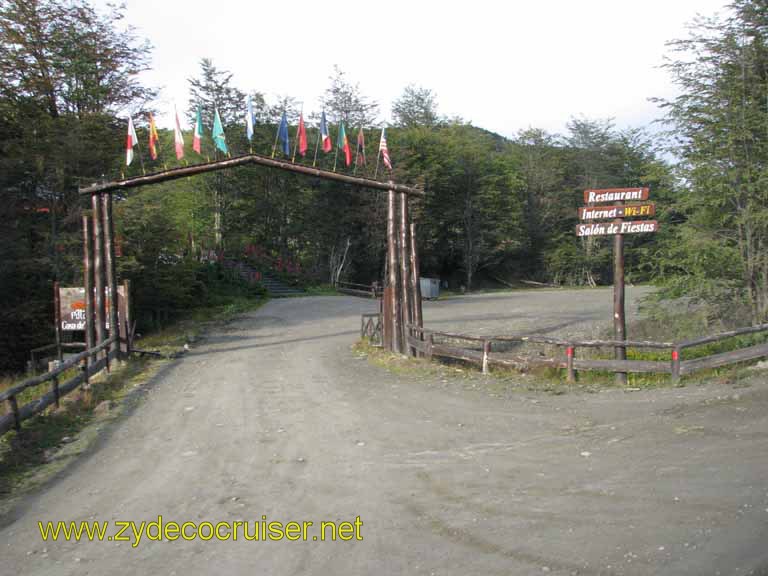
[337,281,381,299]
[404,323,768,382]
[1,335,120,437]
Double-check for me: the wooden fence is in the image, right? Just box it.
[336,281,381,299]
[404,322,768,383]
[1,335,121,437]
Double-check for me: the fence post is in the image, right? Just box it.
[7,397,21,431]
[52,375,60,408]
[482,340,491,374]
[53,281,63,363]
[671,347,681,383]
[82,357,89,390]
[566,346,576,383]
[426,333,434,361]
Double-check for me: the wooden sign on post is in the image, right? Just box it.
[579,203,655,220]
[576,220,659,237]
[583,187,649,203]
[577,187,657,385]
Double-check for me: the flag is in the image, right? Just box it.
[337,120,351,166]
[277,111,290,156]
[379,127,392,171]
[320,111,332,152]
[173,107,185,160]
[246,95,255,141]
[212,107,228,154]
[297,113,307,156]
[125,116,138,166]
[355,126,366,166]
[148,113,159,160]
[193,106,203,154]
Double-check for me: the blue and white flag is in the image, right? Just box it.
[246,95,255,141]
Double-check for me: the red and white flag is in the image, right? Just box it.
[379,127,392,171]
[174,107,185,160]
[125,116,138,166]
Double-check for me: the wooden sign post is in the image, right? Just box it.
[578,188,657,384]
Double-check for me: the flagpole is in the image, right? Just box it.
[312,126,321,167]
[353,127,359,175]
[292,104,303,163]
[333,119,339,172]
[375,148,381,179]
[271,113,281,158]
[135,123,146,175]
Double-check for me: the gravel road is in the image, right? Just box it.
[2,289,767,575]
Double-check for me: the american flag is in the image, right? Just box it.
[379,127,392,170]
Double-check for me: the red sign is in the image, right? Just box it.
[583,187,650,204]
[579,203,655,220]
[576,220,659,237]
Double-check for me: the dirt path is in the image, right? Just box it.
[2,290,767,575]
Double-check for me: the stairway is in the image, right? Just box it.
[221,259,305,298]
[260,272,306,298]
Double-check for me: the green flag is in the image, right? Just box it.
[212,107,228,154]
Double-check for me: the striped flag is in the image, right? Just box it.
[173,107,185,160]
[379,127,392,171]
[125,116,138,166]
[320,111,332,152]
[337,121,351,166]
[246,95,255,141]
[193,107,203,154]
[148,113,159,160]
[297,113,307,156]
[355,126,366,167]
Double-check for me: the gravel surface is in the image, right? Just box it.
[2,290,767,575]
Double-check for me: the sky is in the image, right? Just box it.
[98,0,730,137]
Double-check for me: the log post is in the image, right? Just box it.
[123,279,132,354]
[613,204,627,385]
[52,375,60,408]
[399,193,412,355]
[386,187,400,353]
[482,340,491,374]
[92,194,106,360]
[409,221,424,337]
[566,346,576,383]
[671,347,681,383]
[53,281,63,363]
[102,193,120,361]
[7,397,21,431]
[82,216,95,368]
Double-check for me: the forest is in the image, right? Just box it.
[1,0,767,372]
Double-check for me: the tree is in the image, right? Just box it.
[187,58,246,129]
[392,84,440,127]
[0,0,156,371]
[657,0,768,322]
[322,65,379,127]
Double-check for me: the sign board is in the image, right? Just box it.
[579,203,655,220]
[59,286,126,331]
[583,187,650,204]
[576,220,658,237]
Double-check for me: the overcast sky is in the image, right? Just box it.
[100,0,729,137]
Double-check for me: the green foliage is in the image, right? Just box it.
[655,0,768,322]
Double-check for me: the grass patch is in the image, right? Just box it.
[352,339,584,396]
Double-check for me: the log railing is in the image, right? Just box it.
[336,281,381,299]
[405,323,768,382]
[1,334,120,437]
